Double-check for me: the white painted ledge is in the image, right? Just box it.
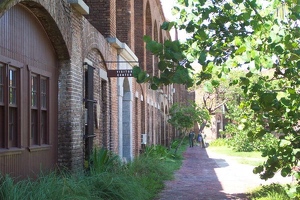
[68,0,89,15]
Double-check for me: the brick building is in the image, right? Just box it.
[0,0,193,179]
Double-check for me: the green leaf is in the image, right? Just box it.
[143,35,151,42]
[146,41,163,55]
[235,46,246,55]
[158,61,167,71]
[233,0,243,4]
[198,51,207,65]
[274,44,284,54]
[280,98,291,107]
[211,80,220,87]
[253,165,264,174]
[239,77,250,86]
[224,3,232,10]
[234,36,243,46]
[204,81,213,93]
[242,12,251,20]
[161,22,175,31]
[150,83,158,90]
[198,29,207,40]
[280,139,291,147]
[186,21,195,33]
[250,101,261,111]
[287,88,296,94]
[281,167,291,177]
[246,72,253,78]
[132,66,142,77]
[137,71,147,83]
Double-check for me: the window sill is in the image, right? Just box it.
[28,145,52,152]
[0,148,25,156]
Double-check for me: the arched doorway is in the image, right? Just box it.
[122,78,132,161]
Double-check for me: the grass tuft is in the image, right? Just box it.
[247,183,290,200]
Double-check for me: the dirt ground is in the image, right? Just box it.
[156,145,292,200]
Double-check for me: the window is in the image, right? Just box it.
[30,74,48,145]
[0,63,19,148]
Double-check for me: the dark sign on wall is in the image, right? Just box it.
[107,70,133,77]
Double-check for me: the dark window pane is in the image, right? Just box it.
[31,109,38,145]
[31,75,37,107]
[0,64,3,103]
[9,107,17,147]
[41,78,47,109]
[9,69,16,105]
[0,106,4,148]
[41,111,47,144]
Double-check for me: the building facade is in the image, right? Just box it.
[0,0,192,179]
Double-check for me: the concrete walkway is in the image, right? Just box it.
[156,145,292,200]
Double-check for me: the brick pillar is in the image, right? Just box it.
[84,0,116,37]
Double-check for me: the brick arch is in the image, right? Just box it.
[165,104,170,147]
[116,0,133,48]
[122,77,133,161]
[145,1,153,76]
[159,27,163,43]
[85,48,109,149]
[154,20,159,77]
[160,102,165,145]
[19,1,70,60]
[134,0,145,71]
[84,46,109,71]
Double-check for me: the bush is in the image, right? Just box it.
[0,144,186,200]
[248,183,291,200]
[209,138,228,147]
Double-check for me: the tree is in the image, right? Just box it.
[133,0,300,196]
[168,102,210,153]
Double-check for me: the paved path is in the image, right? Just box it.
[156,145,292,200]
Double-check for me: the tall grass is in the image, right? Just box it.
[247,183,291,200]
[0,142,187,200]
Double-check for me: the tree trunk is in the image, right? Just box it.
[174,128,188,154]
[199,120,207,134]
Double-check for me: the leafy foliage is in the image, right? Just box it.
[133,0,300,196]
[132,36,194,89]
[168,102,210,132]
[248,183,291,200]
[90,148,121,174]
[209,138,228,147]
[168,102,210,153]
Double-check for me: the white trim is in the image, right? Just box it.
[106,37,138,67]
[99,68,108,81]
[68,0,89,15]
[84,58,93,66]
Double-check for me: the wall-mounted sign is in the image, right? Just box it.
[107,70,133,77]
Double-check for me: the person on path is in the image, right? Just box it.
[197,133,203,148]
[202,133,206,148]
[189,131,195,147]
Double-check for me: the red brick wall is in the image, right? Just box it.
[84,0,116,37]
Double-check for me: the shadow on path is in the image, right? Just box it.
[156,145,248,200]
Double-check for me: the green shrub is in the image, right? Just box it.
[90,147,122,174]
[248,183,291,200]
[209,138,228,147]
